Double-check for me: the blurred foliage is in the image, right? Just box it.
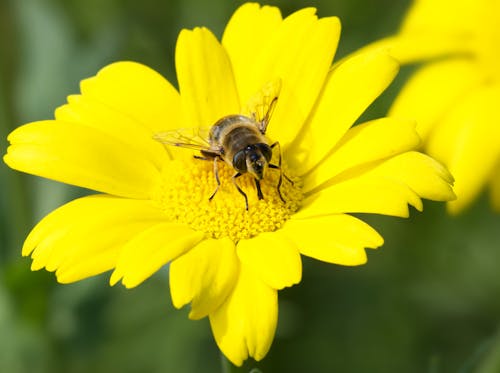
[1,0,500,372]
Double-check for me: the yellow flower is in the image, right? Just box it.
[3,3,455,366]
[365,0,500,214]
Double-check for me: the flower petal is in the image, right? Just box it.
[21,195,167,281]
[299,174,422,218]
[370,151,455,200]
[110,223,204,288]
[281,214,383,265]
[389,58,481,140]
[266,14,340,148]
[55,94,169,169]
[358,35,474,64]
[289,49,400,173]
[362,0,478,63]
[209,265,277,366]
[236,231,301,290]
[4,120,159,198]
[169,237,238,320]
[222,3,282,100]
[427,87,500,214]
[176,27,240,128]
[80,61,183,133]
[400,0,480,37]
[223,6,340,148]
[297,151,454,218]
[303,117,421,193]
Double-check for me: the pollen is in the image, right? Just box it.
[154,158,303,241]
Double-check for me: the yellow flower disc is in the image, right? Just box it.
[155,158,303,241]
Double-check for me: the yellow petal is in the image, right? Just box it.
[21,195,167,280]
[4,121,159,198]
[47,224,165,279]
[223,5,340,148]
[263,14,340,148]
[110,223,204,288]
[281,214,383,265]
[358,35,474,65]
[366,0,478,63]
[289,49,400,173]
[476,2,500,80]
[169,237,238,320]
[236,232,301,290]
[427,87,500,214]
[176,27,240,128]
[390,58,481,140]
[369,151,455,201]
[222,3,282,100]
[303,117,421,193]
[298,173,422,218]
[56,94,168,169]
[56,245,121,284]
[80,61,182,133]
[297,151,454,218]
[400,0,481,37]
[209,265,277,366]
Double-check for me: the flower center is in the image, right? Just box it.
[155,157,303,241]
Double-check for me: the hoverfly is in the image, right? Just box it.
[153,82,289,210]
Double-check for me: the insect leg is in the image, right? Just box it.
[194,155,210,161]
[255,179,264,200]
[270,141,294,184]
[269,166,294,184]
[232,172,249,210]
[269,164,285,203]
[208,157,221,201]
[269,142,285,203]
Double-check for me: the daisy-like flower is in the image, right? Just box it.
[365,0,500,214]
[4,3,455,366]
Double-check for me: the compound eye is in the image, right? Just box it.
[256,143,272,162]
[232,150,247,172]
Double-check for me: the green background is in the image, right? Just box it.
[2,0,500,372]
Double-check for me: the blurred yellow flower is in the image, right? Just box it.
[366,0,500,214]
[3,3,455,366]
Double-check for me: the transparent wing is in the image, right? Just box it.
[244,78,282,134]
[153,128,212,152]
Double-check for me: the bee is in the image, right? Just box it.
[154,87,289,210]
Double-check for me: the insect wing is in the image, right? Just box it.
[244,78,282,134]
[153,128,210,152]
